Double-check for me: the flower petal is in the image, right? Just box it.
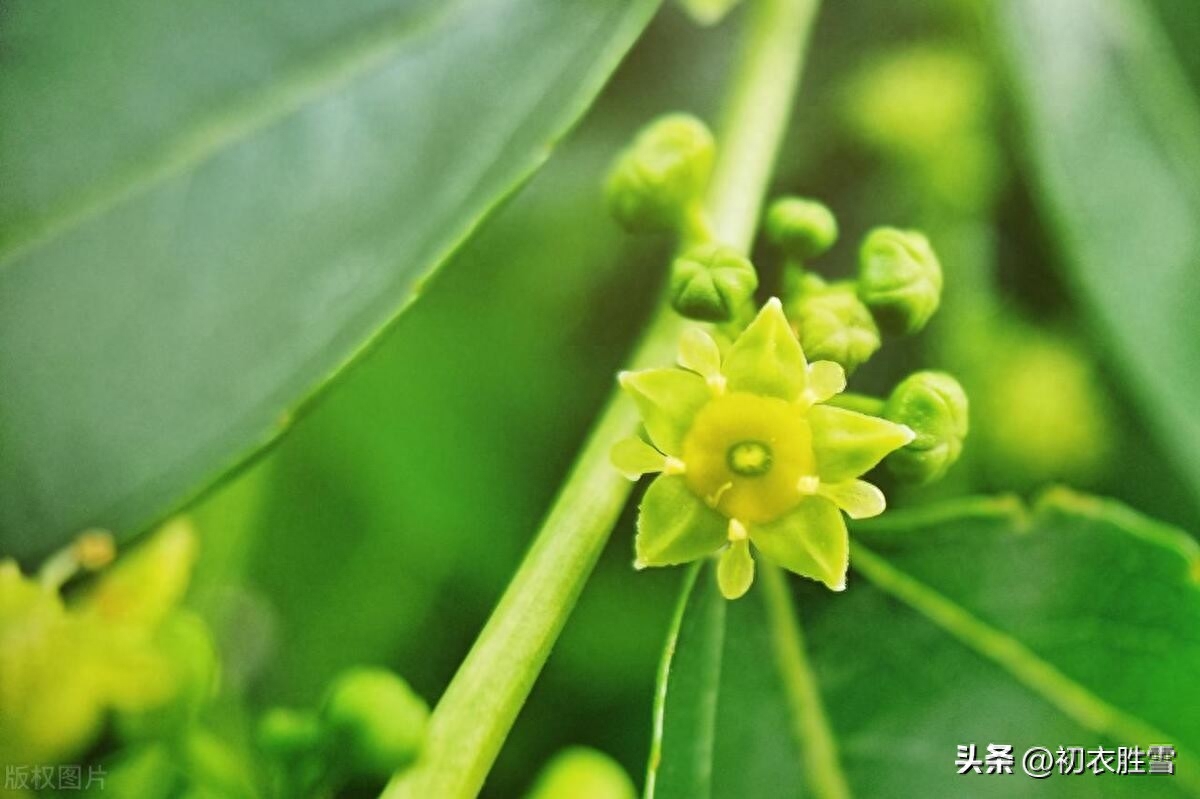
[677,327,723,384]
[636,475,728,568]
[721,298,807,401]
[809,405,915,483]
[818,479,886,520]
[717,538,755,599]
[804,360,846,405]
[619,368,711,455]
[749,497,849,591]
[610,437,668,481]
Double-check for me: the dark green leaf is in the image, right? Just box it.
[994,0,1200,506]
[0,0,660,560]
[648,490,1200,797]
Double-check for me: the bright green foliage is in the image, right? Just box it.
[785,275,881,372]
[647,491,1200,799]
[766,196,839,259]
[857,227,943,334]
[613,300,914,598]
[605,114,716,234]
[523,747,637,799]
[884,371,969,484]
[669,243,759,322]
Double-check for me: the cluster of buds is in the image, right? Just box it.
[0,521,217,766]
[604,115,968,599]
[258,666,429,792]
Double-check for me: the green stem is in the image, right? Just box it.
[759,562,851,799]
[380,310,681,799]
[383,1,820,795]
[707,0,821,252]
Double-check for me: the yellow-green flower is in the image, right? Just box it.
[612,299,915,599]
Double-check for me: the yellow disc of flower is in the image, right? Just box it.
[681,392,817,524]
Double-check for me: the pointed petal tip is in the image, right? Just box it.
[633,558,648,571]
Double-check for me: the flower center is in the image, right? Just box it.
[681,392,817,524]
[726,440,773,477]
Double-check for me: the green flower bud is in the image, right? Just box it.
[605,114,715,234]
[524,747,637,799]
[857,228,942,334]
[320,667,429,778]
[115,611,219,740]
[786,275,880,372]
[884,371,968,484]
[258,707,323,760]
[765,197,839,259]
[669,243,758,322]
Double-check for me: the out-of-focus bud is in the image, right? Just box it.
[80,517,197,627]
[786,275,880,372]
[258,707,323,760]
[523,747,637,799]
[669,243,758,322]
[857,228,942,334]
[115,611,219,739]
[765,197,838,259]
[884,371,968,484]
[320,667,429,778]
[605,114,715,234]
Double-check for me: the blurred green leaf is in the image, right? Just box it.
[648,490,1200,797]
[995,0,1200,508]
[646,566,804,798]
[0,0,661,561]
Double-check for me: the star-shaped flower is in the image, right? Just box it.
[612,298,915,599]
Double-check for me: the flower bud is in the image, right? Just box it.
[524,747,637,799]
[765,197,838,259]
[605,114,715,234]
[669,243,758,322]
[320,667,429,778]
[857,228,942,334]
[786,276,880,372]
[884,371,968,484]
[258,707,323,760]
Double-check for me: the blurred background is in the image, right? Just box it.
[4,0,1200,796]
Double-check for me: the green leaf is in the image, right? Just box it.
[647,489,1200,797]
[995,0,1200,507]
[0,0,661,560]
[646,565,805,799]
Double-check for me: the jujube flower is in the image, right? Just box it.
[611,299,915,599]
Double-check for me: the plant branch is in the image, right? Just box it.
[382,1,822,795]
[759,561,851,799]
